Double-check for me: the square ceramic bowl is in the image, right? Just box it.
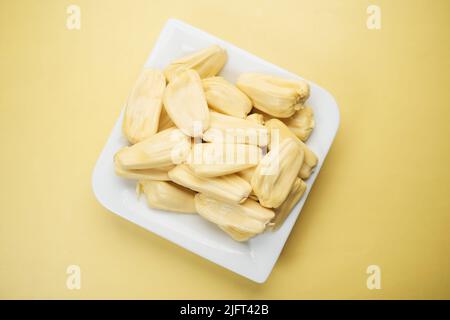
[92,19,339,283]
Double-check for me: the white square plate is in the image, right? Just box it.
[92,19,340,283]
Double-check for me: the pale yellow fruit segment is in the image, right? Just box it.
[219,226,255,242]
[251,138,304,208]
[237,167,258,200]
[158,107,175,132]
[282,106,315,141]
[271,178,307,230]
[203,111,268,147]
[114,155,172,181]
[163,69,210,137]
[237,73,309,118]
[195,194,274,238]
[249,108,273,122]
[138,180,196,213]
[237,167,256,183]
[123,69,166,144]
[265,118,318,179]
[164,45,227,82]
[115,127,191,170]
[168,165,251,204]
[187,143,262,177]
[202,77,252,118]
[246,113,265,125]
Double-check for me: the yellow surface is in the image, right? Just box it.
[1,0,449,299]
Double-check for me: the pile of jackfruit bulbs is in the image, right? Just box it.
[114,45,317,242]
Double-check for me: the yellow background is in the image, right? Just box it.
[1,0,449,299]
